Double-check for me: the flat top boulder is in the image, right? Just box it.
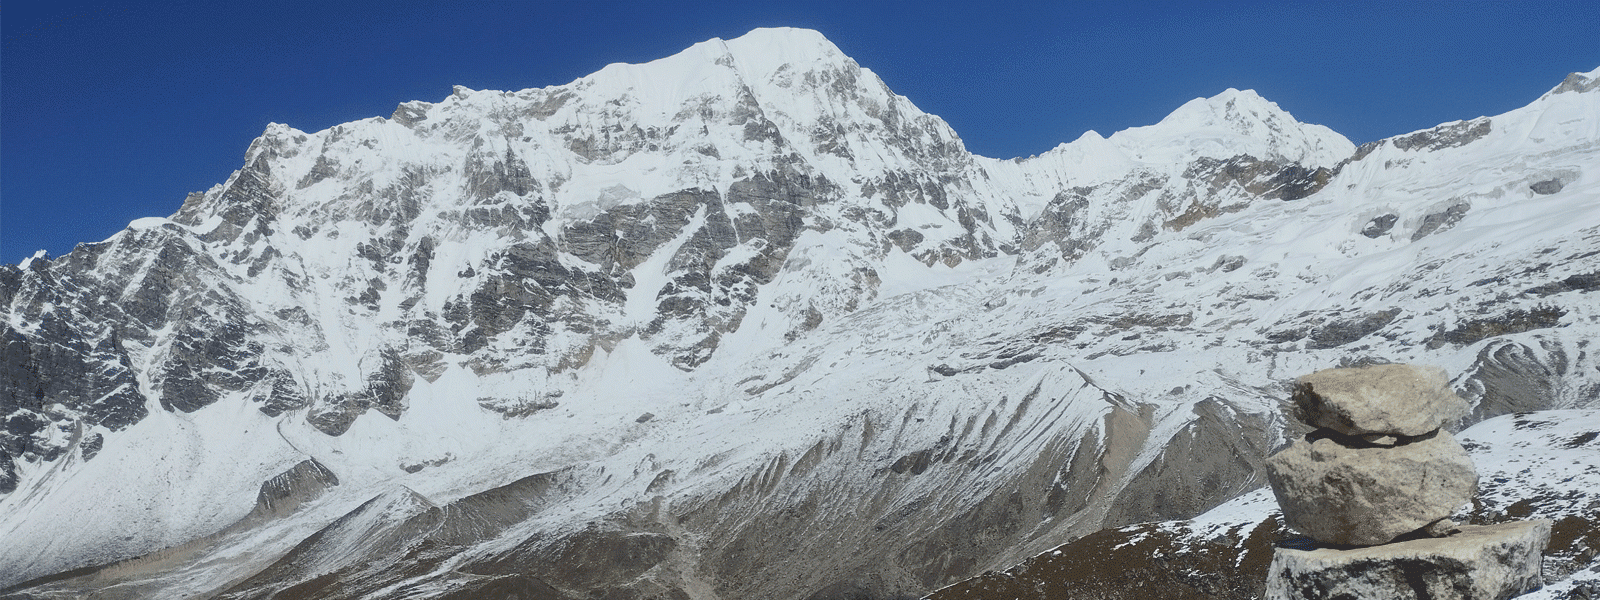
[1266,428,1478,546]
[1292,364,1468,437]
[1266,520,1551,600]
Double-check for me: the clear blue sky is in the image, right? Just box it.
[4,1,1597,264]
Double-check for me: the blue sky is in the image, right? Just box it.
[4,0,1597,264]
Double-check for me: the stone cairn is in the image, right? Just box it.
[1263,364,1551,600]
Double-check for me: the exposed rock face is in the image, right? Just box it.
[1267,429,1478,546]
[1391,118,1493,153]
[1291,364,1467,437]
[1265,520,1550,600]
[1362,213,1398,238]
[246,459,340,522]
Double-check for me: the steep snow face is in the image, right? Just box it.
[1,27,1597,600]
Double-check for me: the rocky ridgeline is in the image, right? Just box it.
[1265,364,1551,600]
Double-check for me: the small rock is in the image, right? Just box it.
[1292,364,1468,437]
[1361,214,1398,238]
[635,413,655,423]
[1266,429,1477,545]
[1530,178,1565,195]
[1266,520,1550,600]
[1423,518,1461,538]
[1359,434,1399,446]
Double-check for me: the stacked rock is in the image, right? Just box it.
[1266,363,1476,545]
[1264,364,1551,600]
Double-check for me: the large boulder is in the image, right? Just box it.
[1266,429,1477,545]
[1265,520,1550,600]
[1291,364,1467,437]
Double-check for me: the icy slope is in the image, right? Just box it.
[2,29,1597,600]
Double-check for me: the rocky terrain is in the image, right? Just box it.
[927,409,1600,600]
[2,28,1597,600]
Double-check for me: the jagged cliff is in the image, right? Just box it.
[2,28,1597,600]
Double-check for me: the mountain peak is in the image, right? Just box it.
[550,26,866,126]
[584,27,853,90]
[717,27,851,74]
[1107,87,1354,168]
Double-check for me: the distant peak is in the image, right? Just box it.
[1161,88,1287,127]
[1107,88,1354,168]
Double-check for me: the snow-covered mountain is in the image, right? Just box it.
[2,27,1596,599]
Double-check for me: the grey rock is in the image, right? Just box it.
[1266,429,1478,545]
[1211,254,1247,272]
[1361,213,1397,238]
[1291,364,1468,436]
[1525,272,1600,296]
[79,432,103,461]
[1391,118,1492,152]
[1427,306,1567,349]
[256,371,309,417]
[464,146,538,201]
[1549,70,1600,95]
[1411,202,1471,241]
[389,100,431,127]
[1020,187,1095,257]
[176,145,280,245]
[1304,308,1401,350]
[1531,178,1567,195]
[1178,154,1333,204]
[1350,139,1384,162]
[1265,520,1550,600]
[1423,518,1461,538]
[247,459,340,522]
[886,228,925,253]
[0,449,15,495]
